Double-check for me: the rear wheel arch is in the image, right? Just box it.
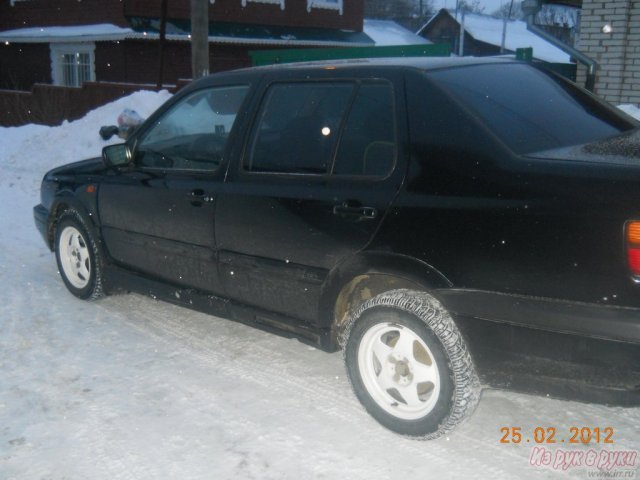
[322,252,453,347]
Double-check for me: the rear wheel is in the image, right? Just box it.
[54,210,104,300]
[343,289,480,439]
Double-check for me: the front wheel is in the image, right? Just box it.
[343,289,480,439]
[54,209,104,300]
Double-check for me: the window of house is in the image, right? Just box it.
[245,82,354,174]
[242,0,285,10]
[136,85,249,171]
[49,43,95,87]
[307,0,343,14]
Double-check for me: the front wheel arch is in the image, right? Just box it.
[47,196,98,251]
[54,208,105,300]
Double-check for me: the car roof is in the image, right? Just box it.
[242,55,515,73]
[193,56,518,86]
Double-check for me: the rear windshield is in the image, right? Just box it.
[427,63,635,155]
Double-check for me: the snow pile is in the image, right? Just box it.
[618,104,640,121]
[0,23,133,41]
[0,89,171,189]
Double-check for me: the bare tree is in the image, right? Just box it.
[457,0,484,15]
[365,0,414,19]
[190,0,209,79]
[492,1,523,21]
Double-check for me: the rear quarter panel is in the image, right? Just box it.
[378,70,640,310]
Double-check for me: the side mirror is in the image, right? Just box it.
[102,143,132,167]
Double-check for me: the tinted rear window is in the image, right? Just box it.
[246,82,354,174]
[427,63,633,154]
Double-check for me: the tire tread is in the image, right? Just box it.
[55,209,104,301]
[341,289,481,440]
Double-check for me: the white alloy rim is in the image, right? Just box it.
[59,226,91,289]
[358,322,441,420]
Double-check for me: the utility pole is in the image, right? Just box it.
[500,0,514,54]
[156,0,168,88]
[458,8,465,56]
[190,0,209,79]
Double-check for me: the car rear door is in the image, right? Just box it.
[215,71,407,324]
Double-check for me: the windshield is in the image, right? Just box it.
[427,63,636,155]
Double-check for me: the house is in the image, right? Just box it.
[417,8,571,64]
[0,0,371,91]
[575,0,640,105]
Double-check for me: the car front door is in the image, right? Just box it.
[215,75,406,324]
[98,85,250,293]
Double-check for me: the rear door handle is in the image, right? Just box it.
[333,202,377,219]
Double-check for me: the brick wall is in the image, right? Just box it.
[576,0,640,104]
[0,0,128,30]
[0,40,302,127]
[0,43,51,90]
[0,0,363,33]
[124,0,363,32]
[97,40,269,85]
[95,41,193,86]
[1,36,322,93]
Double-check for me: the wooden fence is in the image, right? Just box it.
[0,80,188,127]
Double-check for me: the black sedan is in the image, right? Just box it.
[34,57,640,439]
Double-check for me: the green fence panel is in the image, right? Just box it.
[249,44,451,66]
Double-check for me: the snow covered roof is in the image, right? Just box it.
[419,10,571,64]
[462,13,570,63]
[0,22,374,48]
[363,19,430,46]
[0,24,133,43]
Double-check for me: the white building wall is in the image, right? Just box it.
[576,0,640,104]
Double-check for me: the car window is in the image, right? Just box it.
[427,64,632,155]
[332,83,396,177]
[245,82,354,174]
[136,85,249,171]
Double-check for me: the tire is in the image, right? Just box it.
[54,209,104,300]
[342,289,480,439]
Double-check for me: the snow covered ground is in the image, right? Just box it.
[1,91,639,480]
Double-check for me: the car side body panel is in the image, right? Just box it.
[33,58,640,405]
[215,69,409,323]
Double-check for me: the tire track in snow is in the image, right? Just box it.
[94,293,575,479]
[79,403,169,480]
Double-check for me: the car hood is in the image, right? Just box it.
[45,156,106,179]
[527,128,640,167]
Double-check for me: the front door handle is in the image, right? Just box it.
[189,189,214,206]
[333,202,377,219]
